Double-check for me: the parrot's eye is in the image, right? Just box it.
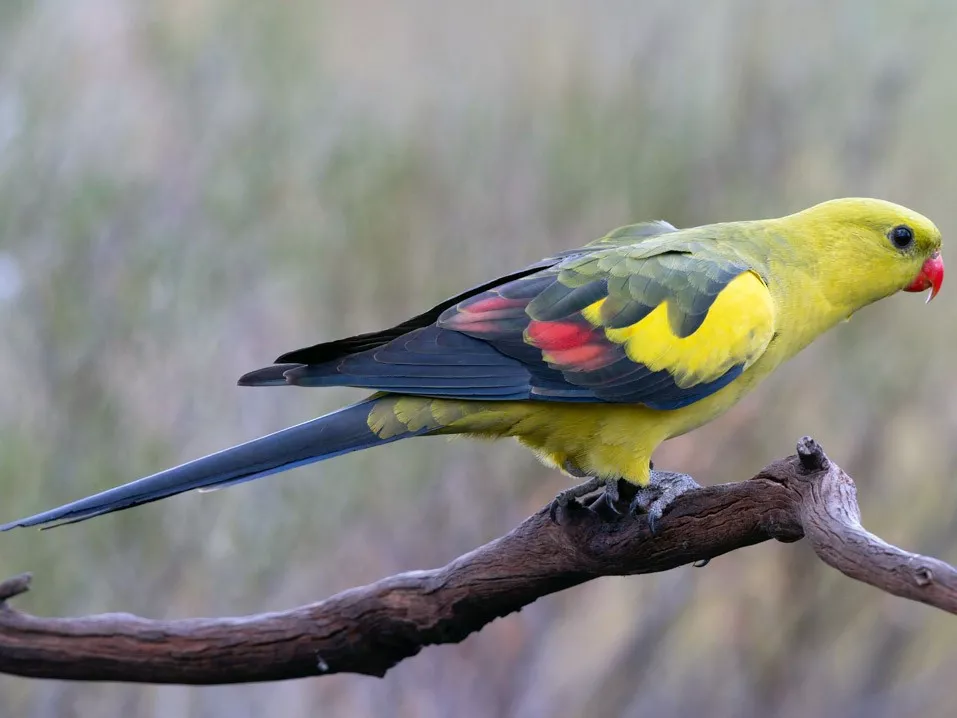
[889,225,914,250]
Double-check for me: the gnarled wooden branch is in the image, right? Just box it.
[1,438,955,684]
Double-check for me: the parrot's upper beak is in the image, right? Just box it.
[904,251,944,302]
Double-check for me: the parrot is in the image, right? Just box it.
[0,197,944,531]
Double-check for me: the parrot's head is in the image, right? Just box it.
[790,197,944,306]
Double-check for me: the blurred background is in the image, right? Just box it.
[1,1,956,716]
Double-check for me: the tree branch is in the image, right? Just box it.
[1,437,955,684]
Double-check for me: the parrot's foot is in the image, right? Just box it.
[629,470,702,535]
[549,472,621,523]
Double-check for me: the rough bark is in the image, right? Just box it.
[1,438,954,684]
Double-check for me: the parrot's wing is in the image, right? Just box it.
[265,220,680,369]
[241,228,776,410]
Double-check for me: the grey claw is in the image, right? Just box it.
[550,475,622,522]
[629,470,702,534]
[549,476,603,522]
[602,478,621,508]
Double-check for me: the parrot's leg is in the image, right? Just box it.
[549,462,621,522]
[629,470,702,535]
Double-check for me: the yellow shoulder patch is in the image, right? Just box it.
[582,271,775,388]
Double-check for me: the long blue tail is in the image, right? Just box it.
[1,397,419,530]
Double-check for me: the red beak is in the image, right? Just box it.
[904,251,944,302]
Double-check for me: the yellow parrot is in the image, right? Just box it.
[0,198,944,531]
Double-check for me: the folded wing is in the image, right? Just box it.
[240,225,777,411]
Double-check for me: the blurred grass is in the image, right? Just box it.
[1,1,957,716]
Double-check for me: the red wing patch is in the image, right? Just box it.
[526,320,618,371]
[525,320,594,351]
[445,289,623,374]
[440,294,530,335]
[462,296,528,314]
[546,343,612,371]
[442,296,529,334]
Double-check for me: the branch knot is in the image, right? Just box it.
[0,573,31,604]
[796,436,829,473]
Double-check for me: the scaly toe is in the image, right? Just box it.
[629,470,702,534]
[549,475,604,522]
[550,476,626,523]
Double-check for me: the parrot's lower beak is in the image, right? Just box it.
[904,251,944,302]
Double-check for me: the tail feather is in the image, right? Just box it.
[0,398,419,530]
[237,364,303,386]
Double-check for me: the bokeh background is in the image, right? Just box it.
[1,1,956,716]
